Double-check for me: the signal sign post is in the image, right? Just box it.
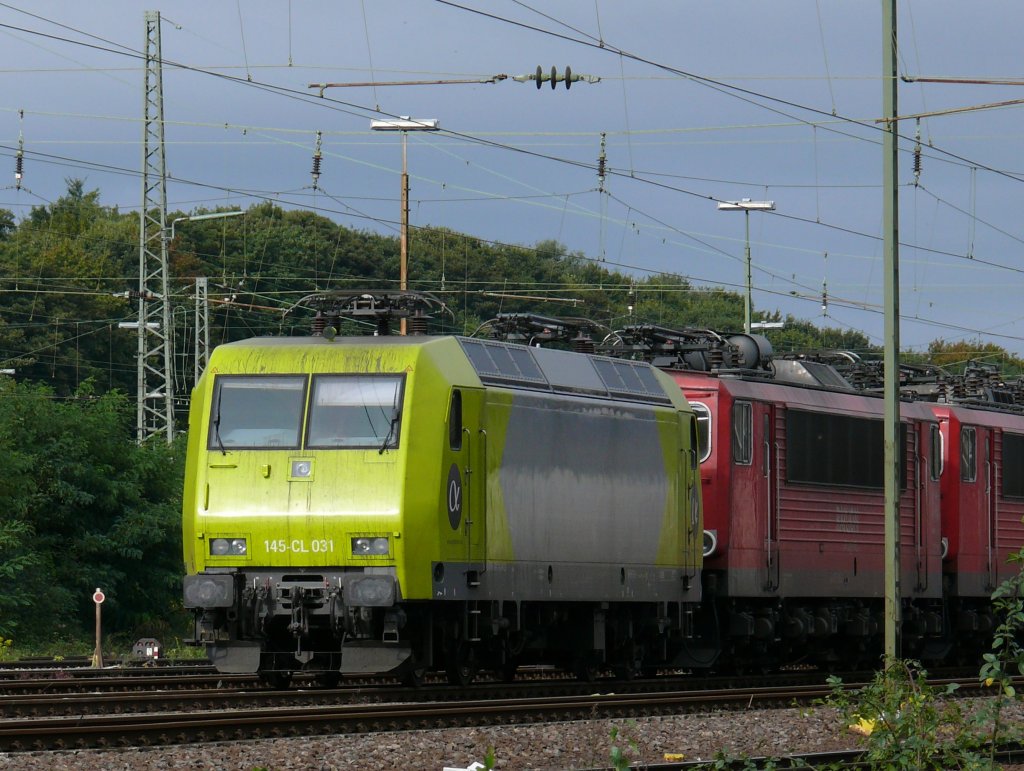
[92,588,105,668]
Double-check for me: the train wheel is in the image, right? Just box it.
[613,641,642,681]
[401,659,427,687]
[613,662,637,681]
[260,670,293,689]
[501,660,519,683]
[446,642,477,687]
[573,658,600,682]
[314,671,341,689]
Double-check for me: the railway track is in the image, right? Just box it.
[0,682,841,752]
[0,670,1009,764]
[0,657,209,672]
[0,673,840,720]
[0,671,1001,754]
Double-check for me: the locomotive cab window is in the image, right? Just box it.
[692,402,711,463]
[1003,433,1024,498]
[960,426,977,482]
[930,424,942,481]
[448,389,463,451]
[731,401,752,465]
[306,375,405,450]
[209,375,306,450]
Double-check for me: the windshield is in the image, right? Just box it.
[208,375,306,450]
[306,375,404,449]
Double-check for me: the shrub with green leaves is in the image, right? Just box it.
[826,659,988,769]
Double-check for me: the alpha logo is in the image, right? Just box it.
[447,463,462,530]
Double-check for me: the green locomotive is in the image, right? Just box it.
[183,294,702,685]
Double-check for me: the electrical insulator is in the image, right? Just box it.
[913,119,922,186]
[523,65,594,90]
[15,109,24,189]
[311,130,323,189]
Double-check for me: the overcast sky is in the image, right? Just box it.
[2,1,1024,355]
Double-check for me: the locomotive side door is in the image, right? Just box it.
[912,422,927,591]
[443,387,487,585]
[986,427,998,590]
[759,404,779,591]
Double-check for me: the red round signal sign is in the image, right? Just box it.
[93,589,105,604]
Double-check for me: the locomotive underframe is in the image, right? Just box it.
[187,568,1004,685]
[694,569,1002,672]
[186,566,709,684]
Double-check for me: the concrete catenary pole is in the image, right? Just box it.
[882,0,902,664]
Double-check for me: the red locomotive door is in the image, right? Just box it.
[758,405,779,591]
[986,429,998,591]
[912,424,927,591]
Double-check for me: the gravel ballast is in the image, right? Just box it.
[1,699,1021,770]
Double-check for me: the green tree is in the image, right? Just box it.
[925,338,1024,376]
[0,179,137,394]
[0,379,184,641]
[0,520,37,638]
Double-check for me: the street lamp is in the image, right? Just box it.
[371,117,440,335]
[169,209,244,242]
[717,198,775,334]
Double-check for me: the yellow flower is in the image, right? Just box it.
[849,716,877,736]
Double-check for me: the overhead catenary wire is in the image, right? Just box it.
[0,1,1019,354]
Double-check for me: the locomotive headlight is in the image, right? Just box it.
[209,537,247,556]
[351,536,390,557]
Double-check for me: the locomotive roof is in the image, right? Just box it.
[210,334,688,410]
[683,373,940,421]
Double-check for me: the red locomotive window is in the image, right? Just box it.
[930,424,942,481]
[786,409,907,489]
[1002,433,1024,498]
[960,426,977,482]
[731,401,752,465]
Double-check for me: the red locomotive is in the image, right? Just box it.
[614,326,1024,671]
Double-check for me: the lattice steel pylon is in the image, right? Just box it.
[194,276,209,386]
[137,10,174,443]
